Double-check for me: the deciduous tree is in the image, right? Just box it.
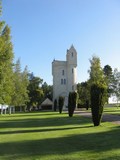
[112,68,120,104]
[41,82,53,100]
[11,59,29,112]
[27,73,44,110]
[103,65,113,102]
[77,82,90,109]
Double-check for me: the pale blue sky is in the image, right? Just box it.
[2,0,120,84]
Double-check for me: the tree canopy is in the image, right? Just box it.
[0,15,14,105]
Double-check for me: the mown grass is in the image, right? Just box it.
[0,111,120,160]
[78,106,120,116]
[104,107,120,115]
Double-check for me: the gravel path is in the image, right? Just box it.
[75,111,120,125]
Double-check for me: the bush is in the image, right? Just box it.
[58,96,64,114]
[90,84,106,126]
[68,92,77,117]
[54,99,57,111]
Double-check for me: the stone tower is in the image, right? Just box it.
[52,45,77,109]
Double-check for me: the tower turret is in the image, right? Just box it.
[66,45,77,92]
[66,45,77,67]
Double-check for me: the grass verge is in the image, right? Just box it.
[0,111,120,160]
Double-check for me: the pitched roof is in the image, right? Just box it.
[41,98,53,106]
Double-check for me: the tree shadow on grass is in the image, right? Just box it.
[0,126,120,160]
[0,125,93,135]
[0,111,64,118]
[0,114,92,129]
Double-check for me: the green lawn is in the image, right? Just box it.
[104,107,120,115]
[79,106,120,116]
[0,111,120,160]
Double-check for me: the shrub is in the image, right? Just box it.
[54,99,57,111]
[58,96,64,114]
[90,84,106,126]
[68,92,77,117]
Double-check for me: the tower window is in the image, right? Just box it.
[64,79,66,84]
[72,52,73,57]
[61,79,63,84]
[72,85,74,90]
[62,70,64,75]
[72,68,74,73]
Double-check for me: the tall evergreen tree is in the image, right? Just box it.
[54,99,57,111]
[68,92,77,117]
[11,59,29,111]
[88,56,107,126]
[58,96,64,114]
[0,4,14,105]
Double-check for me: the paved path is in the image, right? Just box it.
[75,111,120,125]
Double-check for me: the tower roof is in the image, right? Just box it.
[67,44,77,54]
[70,44,74,49]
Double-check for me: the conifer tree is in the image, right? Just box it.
[68,92,77,117]
[11,59,29,111]
[88,56,107,126]
[58,96,64,114]
[0,2,14,105]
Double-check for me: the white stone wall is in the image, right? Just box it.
[52,45,77,109]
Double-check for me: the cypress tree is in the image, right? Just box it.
[58,96,64,114]
[90,84,106,126]
[88,56,107,126]
[68,92,77,117]
[54,99,57,111]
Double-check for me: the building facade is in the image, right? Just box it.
[52,45,77,109]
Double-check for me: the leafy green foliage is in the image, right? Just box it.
[103,65,112,77]
[0,3,52,112]
[77,82,90,109]
[88,56,106,87]
[103,65,114,102]
[112,68,120,103]
[11,59,29,111]
[41,82,53,100]
[27,73,44,110]
[0,21,14,105]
